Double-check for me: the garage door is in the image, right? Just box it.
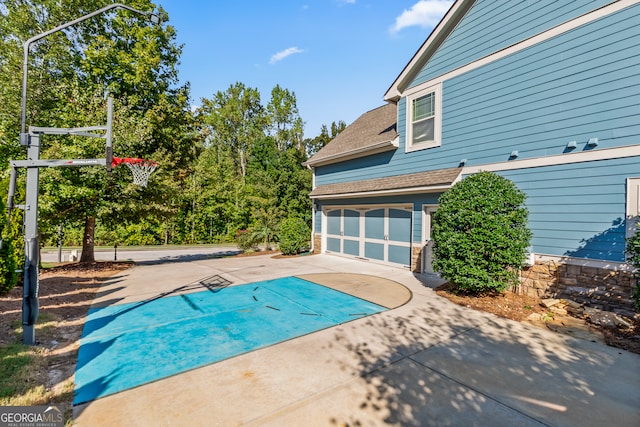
[324,206,412,268]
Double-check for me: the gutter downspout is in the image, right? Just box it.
[308,164,316,253]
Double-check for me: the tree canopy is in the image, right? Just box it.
[0,2,345,268]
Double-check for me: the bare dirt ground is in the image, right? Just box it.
[0,261,637,419]
[436,283,640,355]
[0,262,132,417]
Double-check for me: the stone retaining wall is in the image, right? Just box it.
[520,261,637,317]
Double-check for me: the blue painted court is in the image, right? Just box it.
[73,276,387,405]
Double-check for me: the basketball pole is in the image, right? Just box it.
[13,3,159,346]
[12,102,113,346]
[21,133,40,345]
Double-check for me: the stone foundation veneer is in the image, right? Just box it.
[411,246,422,273]
[312,233,322,254]
[315,237,635,316]
[520,259,637,317]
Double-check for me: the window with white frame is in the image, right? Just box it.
[406,83,442,151]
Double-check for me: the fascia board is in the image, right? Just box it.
[384,0,474,102]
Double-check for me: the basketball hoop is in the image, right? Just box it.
[111,157,158,187]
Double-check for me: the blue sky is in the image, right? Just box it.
[157,1,453,138]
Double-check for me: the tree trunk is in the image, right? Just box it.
[79,216,96,263]
[239,149,246,177]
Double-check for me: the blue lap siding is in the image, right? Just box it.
[316,2,640,187]
[311,1,640,264]
[492,157,639,262]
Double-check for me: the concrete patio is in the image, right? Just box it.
[73,253,640,426]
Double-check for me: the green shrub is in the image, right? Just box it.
[0,238,18,294]
[0,197,18,294]
[432,171,532,294]
[235,229,260,252]
[626,223,640,312]
[278,217,310,255]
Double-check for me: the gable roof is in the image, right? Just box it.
[384,0,474,101]
[309,167,461,199]
[303,103,398,167]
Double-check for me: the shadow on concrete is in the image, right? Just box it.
[134,250,241,266]
[325,296,639,426]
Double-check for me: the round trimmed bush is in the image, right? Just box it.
[432,171,531,294]
[626,224,640,312]
[278,217,310,255]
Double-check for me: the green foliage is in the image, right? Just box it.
[0,238,18,294]
[267,85,304,152]
[0,196,18,294]
[0,1,195,262]
[250,207,281,250]
[278,217,310,255]
[0,3,336,250]
[235,229,259,252]
[626,223,640,311]
[432,171,532,294]
[303,121,346,157]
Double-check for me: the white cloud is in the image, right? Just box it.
[390,0,453,34]
[269,47,305,64]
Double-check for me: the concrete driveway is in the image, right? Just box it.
[73,253,640,426]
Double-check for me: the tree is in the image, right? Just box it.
[303,120,346,157]
[432,171,532,294]
[0,1,196,262]
[199,83,266,177]
[250,207,282,250]
[267,85,304,152]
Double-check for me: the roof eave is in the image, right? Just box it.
[384,0,475,101]
[310,183,455,200]
[303,136,399,167]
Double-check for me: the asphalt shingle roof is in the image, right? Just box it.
[309,167,461,197]
[305,103,398,166]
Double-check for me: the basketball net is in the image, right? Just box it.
[112,157,158,187]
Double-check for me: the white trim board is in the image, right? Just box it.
[462,145,640,175]
[311,184,456,200]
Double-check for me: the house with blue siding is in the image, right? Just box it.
[305,0,640,310]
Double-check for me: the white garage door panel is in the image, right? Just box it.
[324,206,412,268]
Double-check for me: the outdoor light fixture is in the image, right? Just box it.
[509,150,519,159]
[566,140,577,149]
[587,137,599,147]
[459,158,467,166]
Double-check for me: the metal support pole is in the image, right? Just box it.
[106,97,113,172]
[57,224,63,263]
[22,133,40,345]
[20,4,158,142]
[15,4,159,346]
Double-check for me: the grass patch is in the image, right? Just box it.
[0,343,39,399]
[0,343,48,404]
[0,342,74,424]
[41,261,62,269]
[2,319,75,425]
